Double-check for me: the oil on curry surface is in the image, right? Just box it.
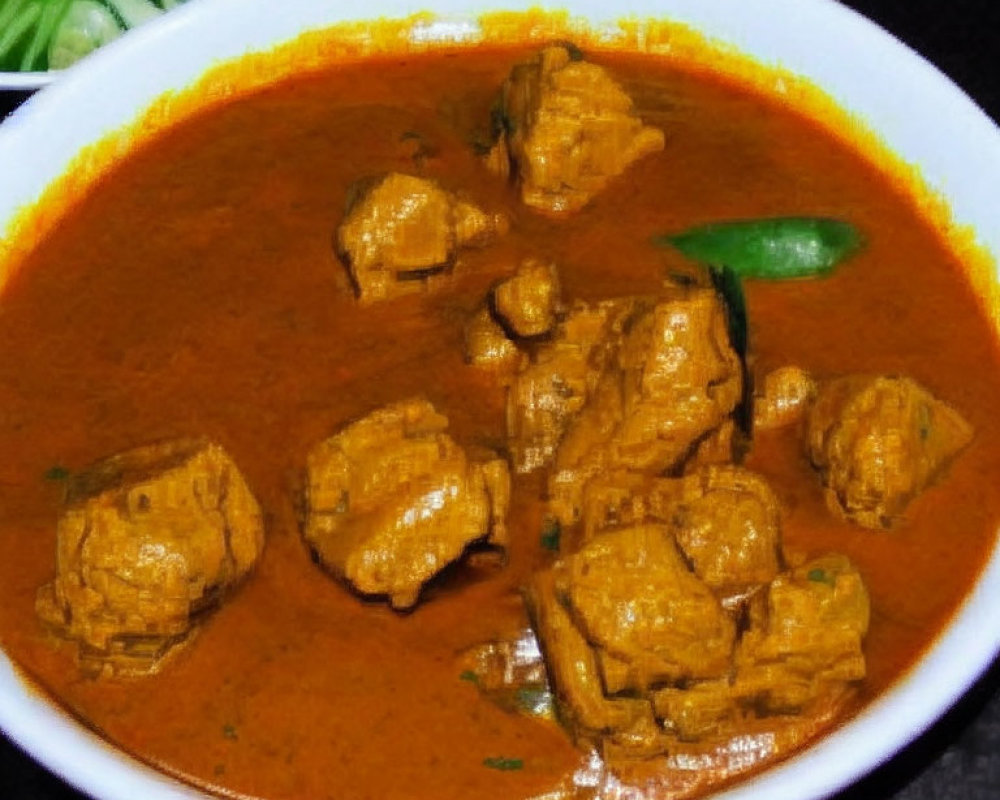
[0,22,998,800]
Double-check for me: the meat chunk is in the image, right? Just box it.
[493,259,562,337]
[580,466,782,596]
[527,530,868,757]
[754,365,816,430]
[806,375,973,528]
[526,525,732,759]
[651,680,740,742]
[506,298,634,473]
[735,554,870,712]
[525,568,662,753]
[464,305,520,372]
[336,172,507,302]
[671,467,783,595]
[549,289,743,525]
[303,398,508,609]
[562,525,735,689]
[490,46,665,213]
[35,438,265,676]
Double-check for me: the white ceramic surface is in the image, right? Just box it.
[1,2,999,799]
[0,72,55,91]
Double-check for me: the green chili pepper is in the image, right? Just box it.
[656,217,863,279]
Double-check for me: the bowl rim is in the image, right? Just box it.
[0,72,56,91]
[1,2,999,799]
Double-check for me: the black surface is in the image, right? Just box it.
[1,2,999,798]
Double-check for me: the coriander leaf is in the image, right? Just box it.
[483,756,523,771]
[540,518,561,552]
[43,465,70,481]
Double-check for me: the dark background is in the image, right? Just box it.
[2,1,999,797]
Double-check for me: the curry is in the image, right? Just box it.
[0,33,998,800]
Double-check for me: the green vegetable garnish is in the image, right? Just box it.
[222,723,238,740]
[540,518,561,552]
[708,264,752,439]
[0,0,190,73]
[483,756,524,771]
[47,0,122,70]
[43,465,70,481]
[21,0,71,70]
[100,0,160,28]
[708,265,747,359]
[459,670,480,684]
[0,0,42,70]
[656,217,863,280]
[807,568,834,585]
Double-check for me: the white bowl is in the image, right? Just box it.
[0,72,56,91]
[1,2,999,799]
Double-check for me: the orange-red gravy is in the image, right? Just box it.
[0,45,998,799]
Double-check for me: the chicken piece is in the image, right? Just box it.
[615,290,743,466]
[303,398,508,609]
[806,374,973,528]
[754,365,816,430]
[735,554,869,713]
[525,568,660,749]
[549,289,743,525]
[493,259,562,337]
[672,467,783,595]
[492,46,665,213]
[506,298,634,473]
[562,525,736,689]
[526,525,735,758]
[579,466,782,596]
[685,418,739,470]
[651,680,741,742]
[336,172,508,303]
[596,648,634,695]
[464,305,520,372]
[35,438,264,676]
[579,470,670,542]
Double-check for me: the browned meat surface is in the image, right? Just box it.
[754,365,817,430]
[651,679,739,742]
[806,374,973,528]
[579,466,783,597]
[489,46,665,213]
[549,288,743,525]
[35,438,265,676]
[506,298,634,473]
[563,526,736,689]
[525,568,663,755]
[671,466,783,595]
[527,537,868,760]
[526,524,735,758]
[303,397,509,609]
[735,554,870,713]
[493,258,562,337]
[464,305,521,372]
[336,172,507,302]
